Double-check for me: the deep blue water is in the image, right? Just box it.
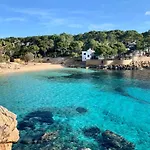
[0,68,150,150]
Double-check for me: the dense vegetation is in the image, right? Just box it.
[0,30,150,62]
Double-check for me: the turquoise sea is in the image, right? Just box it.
[0,68,150,150]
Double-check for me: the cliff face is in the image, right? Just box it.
[0,106,19,150]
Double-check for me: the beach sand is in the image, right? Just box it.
[0,63,64,75]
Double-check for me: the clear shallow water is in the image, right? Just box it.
[0,69,150,149]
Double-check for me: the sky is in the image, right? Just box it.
[0,0,150,37]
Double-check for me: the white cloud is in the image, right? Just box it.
[41,19,83,29]
[11,8,68,27]
[13,8,51,17]
[0,5,113,31]
[52,18,65,25]
[68,24,83,28]
[5,17,26,22]
[145,11,150,15]
[71,10,91,15]
[70,10,105,15]
[88,23,115,30]
[0,17,26,22]
[70,10,111,18]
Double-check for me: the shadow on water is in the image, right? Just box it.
[102,109,135,128]
[114,87,150,106]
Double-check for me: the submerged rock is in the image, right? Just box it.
[102,130,135,150]
[17,110,54,132]
[76,107,88,114]
[25,110,54,124]
[0,106,19,150]
[20,136,33,144]
[17,120,35,131]
[13,108,99,150]
[83,127,101,139]
[19,130,44,145]
[41,131,59,142]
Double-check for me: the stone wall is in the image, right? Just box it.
[86,60,102,66]
[86,59,132,66]
[86,56,150,67]
[103,59,133,66]
[0,106,19,150]
[132,56,150,62]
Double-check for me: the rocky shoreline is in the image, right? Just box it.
[98,60,150,70]
[0,106,19,150]
[68,62,150,71]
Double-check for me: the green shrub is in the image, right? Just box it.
[24,52,34,63]
[0,54,10,62]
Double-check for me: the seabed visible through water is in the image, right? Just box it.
[0,68,150,150]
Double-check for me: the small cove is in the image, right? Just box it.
[0,68,150,150]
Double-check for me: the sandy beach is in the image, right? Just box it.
[0,63,64,75]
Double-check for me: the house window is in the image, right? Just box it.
[84,53,86,55]
[87,55,90,57]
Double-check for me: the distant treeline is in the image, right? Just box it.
[0,30,150,61]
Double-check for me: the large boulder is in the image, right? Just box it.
[102,130,135,150]
[0,106,19,150]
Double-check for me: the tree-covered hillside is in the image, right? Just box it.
[0,30,150,61]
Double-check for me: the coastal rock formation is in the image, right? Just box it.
[0,106,19,150]
[102,130,135,150]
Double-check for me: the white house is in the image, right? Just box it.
[82,48,95,61]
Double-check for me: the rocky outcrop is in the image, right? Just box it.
[102,130,135,150]
[0,106,19,150]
